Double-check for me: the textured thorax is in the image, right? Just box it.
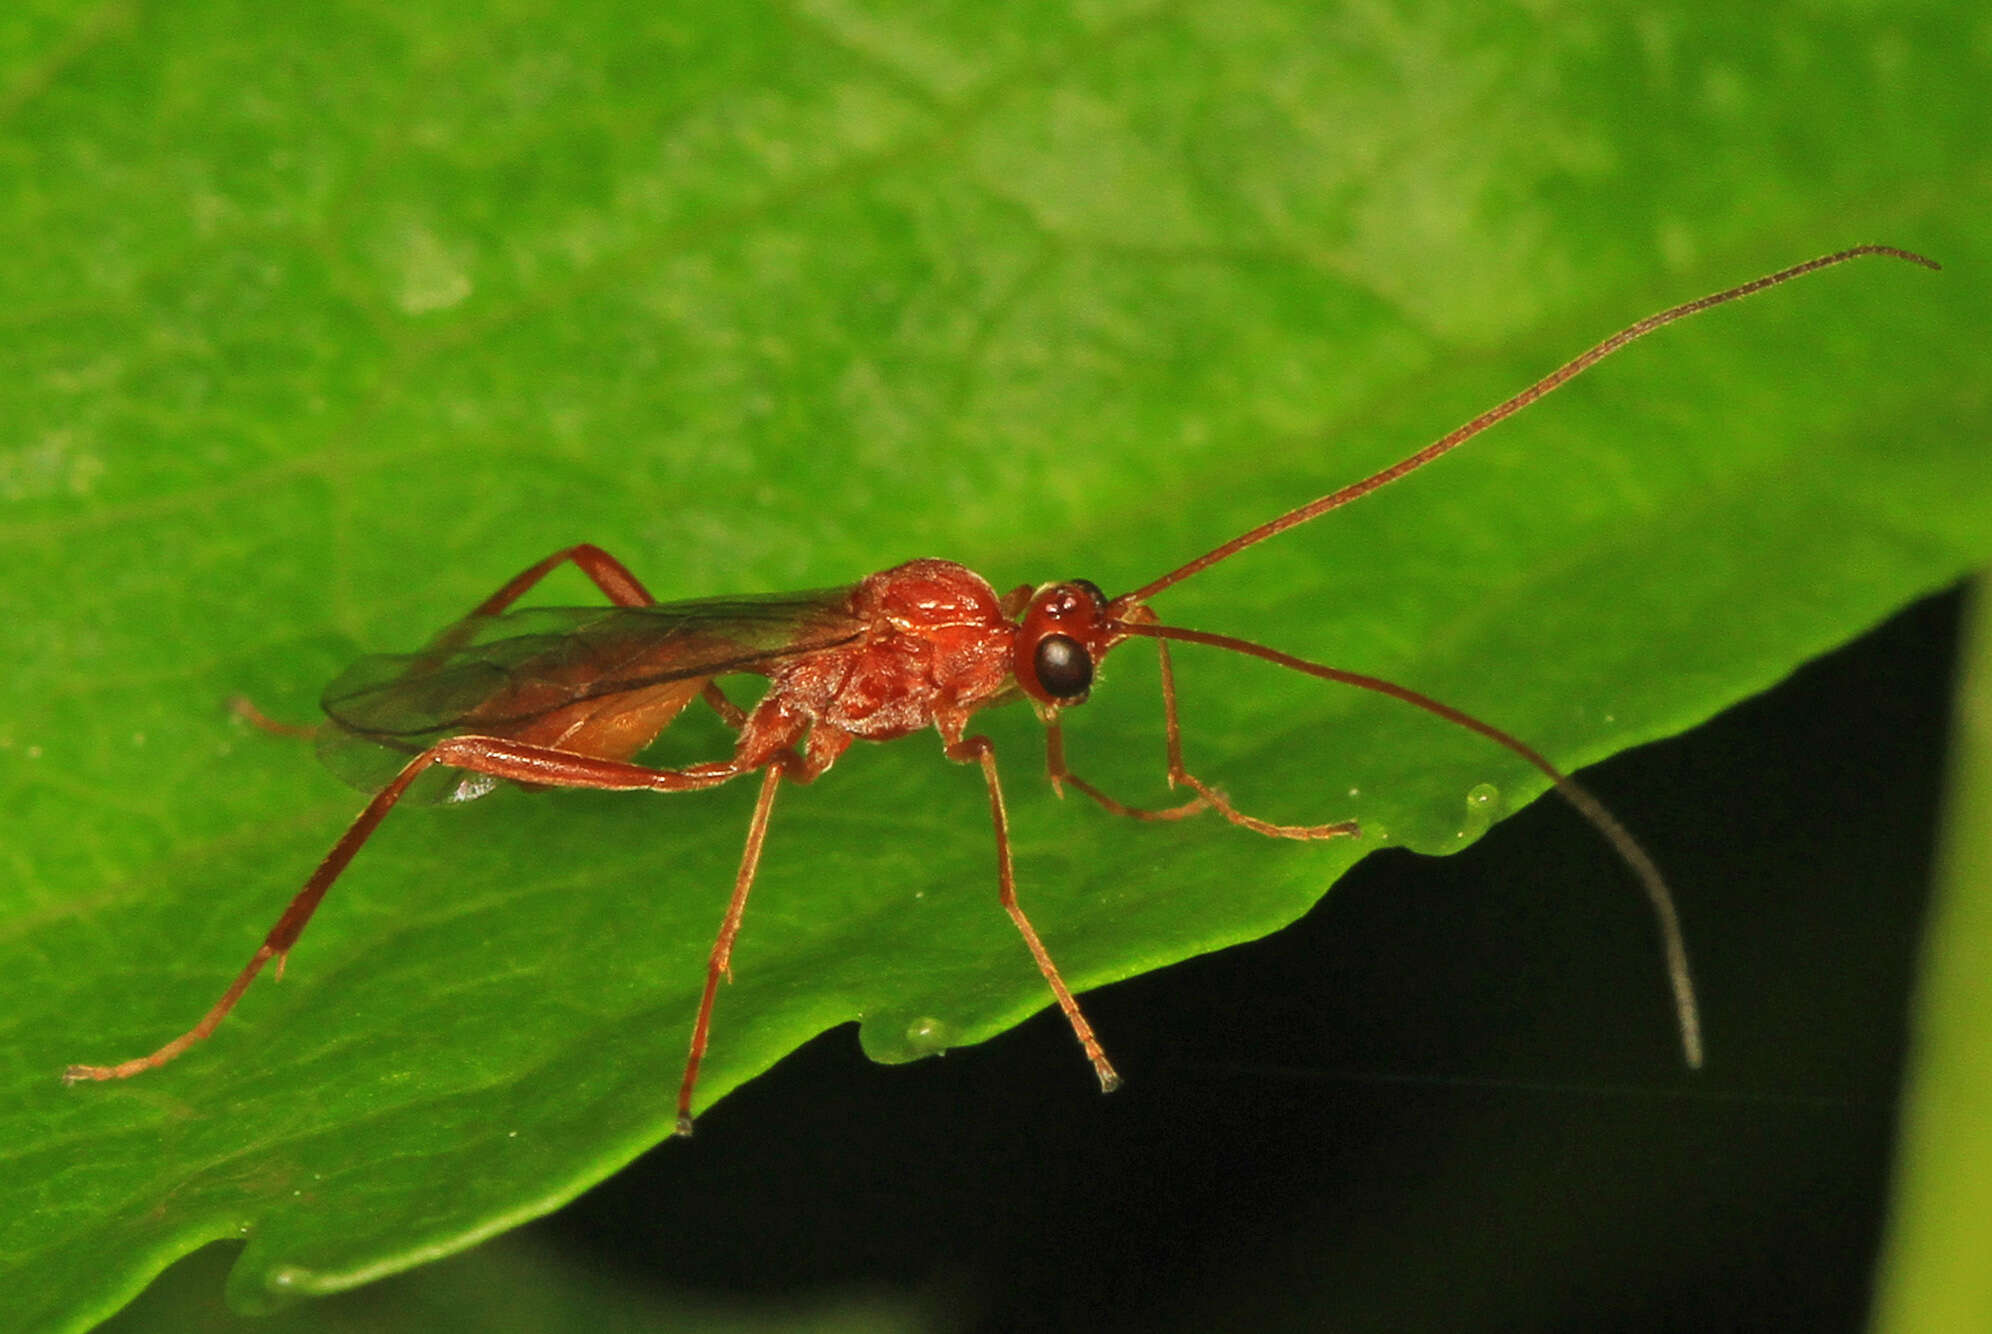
[772,558,1018,741]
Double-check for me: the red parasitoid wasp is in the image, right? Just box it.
[66,245,1937,1135]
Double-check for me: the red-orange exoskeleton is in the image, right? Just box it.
[65,245,1936,1134]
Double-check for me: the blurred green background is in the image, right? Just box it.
[2,2,1986,1330]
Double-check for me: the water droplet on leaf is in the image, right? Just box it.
[904,1016,951,1056]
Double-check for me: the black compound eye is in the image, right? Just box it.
[1033,633,1094,701]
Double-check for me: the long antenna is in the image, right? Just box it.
[1121,245,1938,607]
[1122,621,1703,1068]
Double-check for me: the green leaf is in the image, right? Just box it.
[2,3,1986,1329]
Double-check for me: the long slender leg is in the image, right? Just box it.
[468,543,655,615]
[409,545,659,673]
[945,729,1120,1094]
[675,760,788,1137]
[436,546,751,730]
[446,551,740,732]
[63,734,777,1084]
[1043,715,1206,822]
[1153,639,1359,842]
[237,546,664,736]
[701,682,747,730]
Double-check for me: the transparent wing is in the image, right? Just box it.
[315,586,863,798]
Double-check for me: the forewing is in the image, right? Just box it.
[315,587,862,797]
